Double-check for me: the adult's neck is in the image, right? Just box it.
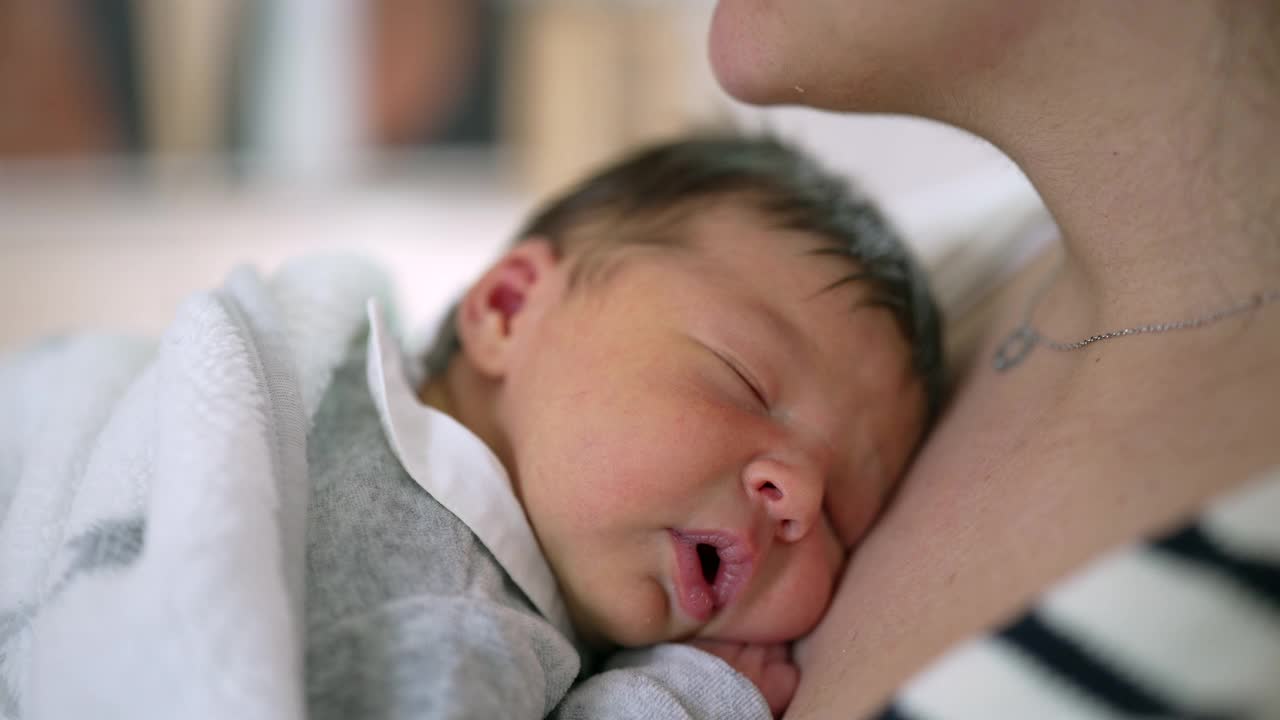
[960,5,1280,327]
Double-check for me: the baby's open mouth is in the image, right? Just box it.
[669,529,755,623]
[697,543,721,584]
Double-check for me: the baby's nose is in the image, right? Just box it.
[743,458,823,543]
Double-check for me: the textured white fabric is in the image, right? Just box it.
[0,257,388,720]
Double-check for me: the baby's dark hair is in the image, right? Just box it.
[424,134,945,421]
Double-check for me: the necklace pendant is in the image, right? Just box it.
[993,325,1039,372]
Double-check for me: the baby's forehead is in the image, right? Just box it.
[677,233,914,370]
[681,209,893,312]
[570,202,916,368]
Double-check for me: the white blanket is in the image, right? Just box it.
[0,257,390,720]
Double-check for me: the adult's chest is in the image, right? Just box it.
[786,342,1170,717]
[790,340,1280,718]
[785,388,1050,713]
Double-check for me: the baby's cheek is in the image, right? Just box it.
[728,536,842,644]
[593,578,674,648]
[576,428,722,511]
[563,543,675,645]
[828,469,893,550]
[782,533,844,636]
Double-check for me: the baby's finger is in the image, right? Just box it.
[759,659,799,718]
[763,643,790,665]
[687,638,741,664]
[737,643,768,675]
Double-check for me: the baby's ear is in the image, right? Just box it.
[455,238,560,378]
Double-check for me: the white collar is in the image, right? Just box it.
[363,299,575,641]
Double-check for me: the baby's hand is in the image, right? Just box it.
[687,639,798,718]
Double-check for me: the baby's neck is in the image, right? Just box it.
[418,361,518,494]
[417,376,455,416]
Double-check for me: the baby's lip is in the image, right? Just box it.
[669,529,756,625]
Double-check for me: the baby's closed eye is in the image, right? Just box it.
[717,351,770,409]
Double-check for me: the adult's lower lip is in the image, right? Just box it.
[669,529,755,624]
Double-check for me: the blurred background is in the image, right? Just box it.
[0,0,1035,352]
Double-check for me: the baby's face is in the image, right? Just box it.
[499,206,926,649]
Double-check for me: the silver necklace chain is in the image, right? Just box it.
[993,261,1280,372]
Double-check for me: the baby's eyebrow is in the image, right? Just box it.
[731,296,810,362]
[804,247,904,315]
[717,304,823,397]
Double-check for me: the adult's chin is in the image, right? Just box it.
[707,0,794,106]
[707,1,886,113]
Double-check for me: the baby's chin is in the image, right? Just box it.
[572,616,796,653]
[605,617,815,651]
[692,622,812,647]
[565,595,673,651]
[565,582,827,650]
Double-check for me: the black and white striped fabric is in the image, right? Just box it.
[877,467,1280,720]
